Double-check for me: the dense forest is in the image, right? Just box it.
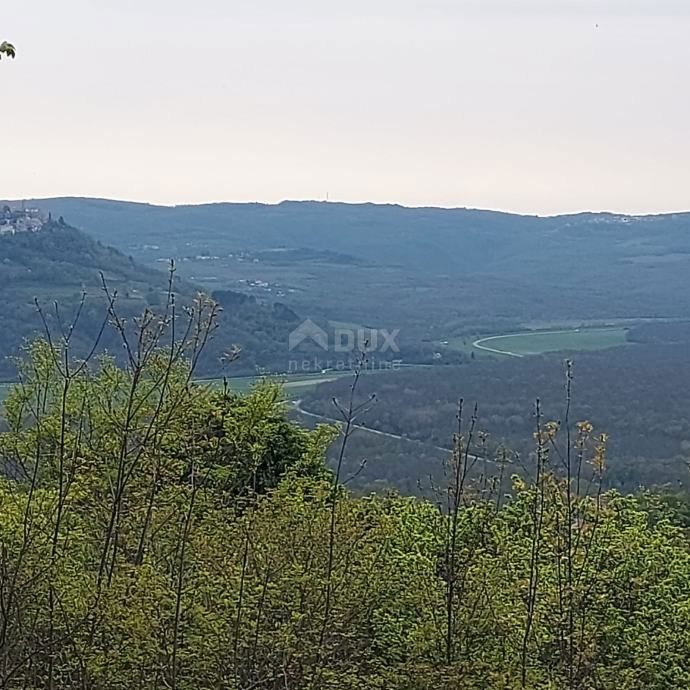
[300,340,690,493]
[2,293,690,689]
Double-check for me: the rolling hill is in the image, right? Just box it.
[7,197,690,273]
[6,199,690,338]
[0,218,305,378]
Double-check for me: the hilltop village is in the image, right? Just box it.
[0,206,47,234]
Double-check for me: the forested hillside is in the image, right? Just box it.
[300,342,690,493]
[12,198,690,278]
[0,219,308,378]
[9,198,690,331]
[6,1,690,687]
[2,301,690,689]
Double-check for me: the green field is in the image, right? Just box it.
[0,366,407,407]
[0,327,627,408]
[198,371,356,398]
[472,327,629,357]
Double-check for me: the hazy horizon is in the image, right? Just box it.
[3,0,690,215]
[4,193,690,219]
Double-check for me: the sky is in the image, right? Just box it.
[2,0,690,215]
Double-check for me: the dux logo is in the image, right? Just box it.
[289,319,329,351]
[289,319,400,353]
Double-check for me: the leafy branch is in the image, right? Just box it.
[0,41,16,60]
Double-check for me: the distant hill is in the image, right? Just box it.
[0,218,304,378]
[6,197,690,273]
[5,197,690,343]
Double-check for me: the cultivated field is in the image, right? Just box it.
[472,327,629,357]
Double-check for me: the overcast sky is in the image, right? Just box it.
[2,1,689,214]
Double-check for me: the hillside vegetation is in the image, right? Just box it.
[9,198,690,333]
[301,343,690,493]
[2,303,690,690]
[0,219,307,378]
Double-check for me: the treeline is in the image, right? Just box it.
[627,320,690,345]
[2,298,690,688]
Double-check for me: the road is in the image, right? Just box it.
[472,334,526,358]
[292,398,452,453]
[473,328,589,358]
[292,399,501,472]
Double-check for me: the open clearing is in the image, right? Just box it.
[201,371,355,398]
[472,327,629,358]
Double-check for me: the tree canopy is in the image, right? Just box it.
[1,317,690,688]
